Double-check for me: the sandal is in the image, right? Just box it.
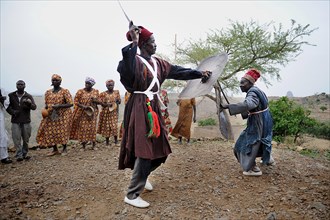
[47,151,61,156]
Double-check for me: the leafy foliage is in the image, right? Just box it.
[304,121,330,140]
[163,19,317,141]
[269,97,316,142]
[173,19,317,93]
[320,106,327,112]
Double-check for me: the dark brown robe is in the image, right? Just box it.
[117,44,203,169]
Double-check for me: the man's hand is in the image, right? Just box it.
[129,23,140,44]
[220,103,229,109]
[201,71,212,83]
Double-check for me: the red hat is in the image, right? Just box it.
[242,69,260,83]
[126,26,153,47]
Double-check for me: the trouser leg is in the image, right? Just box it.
[12,123,23,158]
[235,142,261,172]
[126,158,151,200]
[0,147,9,160]
[126,157,164,200]
[21,123,31,157]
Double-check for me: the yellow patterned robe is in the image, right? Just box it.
[97,90,121,137]
[70,88,99,142]
[36,88,73,147]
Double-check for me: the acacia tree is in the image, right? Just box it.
[163,19,316,140]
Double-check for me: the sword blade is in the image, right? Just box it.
[117,0,131,22]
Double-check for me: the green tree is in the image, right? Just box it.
[163,19,316,140]
[175,19,316,91]
[269,97,316,142]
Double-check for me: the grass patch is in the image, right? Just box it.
[324,150,330,161]
[198,118,217,126]
[299,149,320,158]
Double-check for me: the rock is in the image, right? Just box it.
[266,212,277,220]
[310,202,326,211]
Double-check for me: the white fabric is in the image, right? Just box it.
[0,87,9,159]
[16,91,25,103]
[134,55,166,109]
[0,147,9,160]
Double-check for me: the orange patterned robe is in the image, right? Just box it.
[97,90,121,137]
[119,91,131,139]
[70,88,99,142]
[36,88,73,147]
[171,98,196,139]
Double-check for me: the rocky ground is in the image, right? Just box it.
[0,137,329,220]
[1,93,329,219]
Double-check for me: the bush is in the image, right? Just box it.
[304,121,330,140]
[320,106,327,112]
[198,118,217,126]
[269,97,316,142]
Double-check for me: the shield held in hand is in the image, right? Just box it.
[179,52,228,99]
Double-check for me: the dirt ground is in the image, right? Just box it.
[1,94,329,219]
[0,135,329,220]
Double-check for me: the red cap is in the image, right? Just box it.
[243,69,261,83]
[126,26,153,47]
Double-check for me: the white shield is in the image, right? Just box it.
[179,52,228,99]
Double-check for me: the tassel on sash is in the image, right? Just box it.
[146,98,160,138]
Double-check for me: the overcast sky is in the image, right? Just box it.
[1,0,329,97]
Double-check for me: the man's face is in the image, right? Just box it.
[239,78,252,93]
[144,35,157,55]
[16,81,25,91]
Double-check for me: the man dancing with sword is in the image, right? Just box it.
[117,21,212,208]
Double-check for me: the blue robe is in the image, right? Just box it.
[228,86,273,169]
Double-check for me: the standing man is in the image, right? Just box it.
[222,69,274,176]
[0,88,12,164]
[171,98,196,144]
[7,80,37,161]
[117,22,211,208]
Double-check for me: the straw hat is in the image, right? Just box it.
[41,108,49,118]
[109,103,117,112]
[84,106,94,117]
